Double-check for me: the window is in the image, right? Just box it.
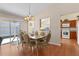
[0,20,20,45]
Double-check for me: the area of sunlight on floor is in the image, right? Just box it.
[1,37,20,44]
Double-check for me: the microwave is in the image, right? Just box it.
[62,23,70,27]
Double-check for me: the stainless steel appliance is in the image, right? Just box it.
[62,28,70,39]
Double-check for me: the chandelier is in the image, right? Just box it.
[24,4,35,21]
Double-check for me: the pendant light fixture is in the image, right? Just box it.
[24,4,35,34]
[24,4,35,21]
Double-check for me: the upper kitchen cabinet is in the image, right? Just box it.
[61,19,76,28]
[70,20,76,28]
[61,19,70,28]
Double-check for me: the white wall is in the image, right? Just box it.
[20,21,28,33]
[20,4,79,45]
[77,20,79,45]
[35,7,61,45]
[20,6,61,45]
[34,4,79,45]
[61,13,79,21]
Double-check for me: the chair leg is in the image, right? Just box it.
[22,43,23,47]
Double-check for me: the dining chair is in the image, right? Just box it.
[20,31,36,51]
[20,31,30,48]
[38,32,51,48]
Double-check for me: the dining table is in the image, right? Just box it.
[28,33,48,55]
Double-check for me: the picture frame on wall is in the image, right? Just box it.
[40,17,50,30]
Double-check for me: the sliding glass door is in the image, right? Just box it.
[10,21,20,45]
[0,20,20,45]
[0,20,10,44]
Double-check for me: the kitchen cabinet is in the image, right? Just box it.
[61,20,77,39]
[70,32,77,39]
[70,20,76,28]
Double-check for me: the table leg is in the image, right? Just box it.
[36,40,38,56]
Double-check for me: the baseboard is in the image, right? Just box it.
[48,42,61,46]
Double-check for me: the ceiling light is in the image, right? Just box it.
[24,4,35,21]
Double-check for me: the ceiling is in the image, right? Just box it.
[1,3,79,21]
[0,3,52,18]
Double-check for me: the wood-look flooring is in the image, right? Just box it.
[0,39,79,56]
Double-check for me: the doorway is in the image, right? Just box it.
[60,13,77,45]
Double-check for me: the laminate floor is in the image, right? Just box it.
[0,39,79,56]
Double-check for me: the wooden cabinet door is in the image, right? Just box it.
[70,20,76,28]
[70,32,77,39]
